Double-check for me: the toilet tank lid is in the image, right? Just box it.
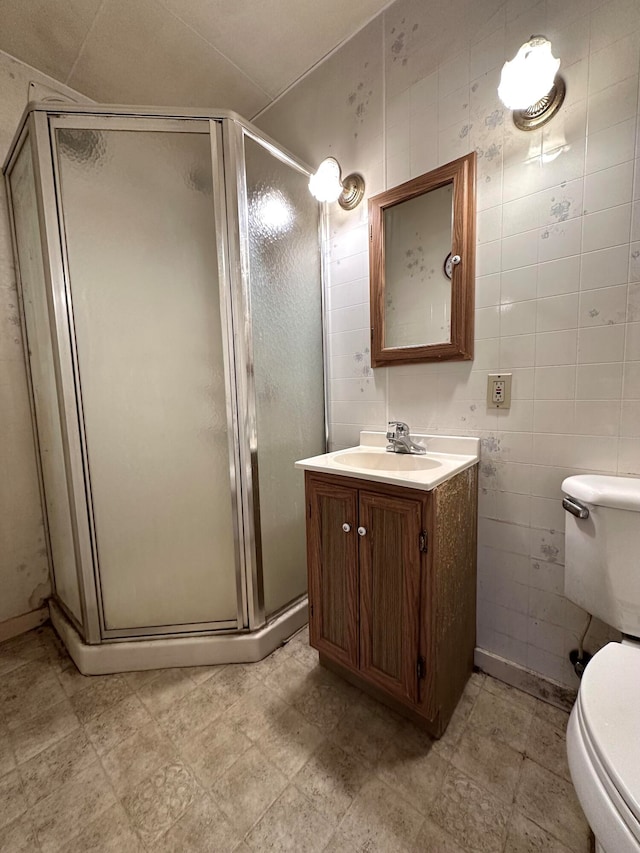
[562,474,640,512]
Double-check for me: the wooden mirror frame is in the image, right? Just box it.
[369,152,476,367]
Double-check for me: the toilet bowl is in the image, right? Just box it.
[566,642,640,853]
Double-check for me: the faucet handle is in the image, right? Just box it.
[387,420,410,439]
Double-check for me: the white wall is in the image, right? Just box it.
[258,0,640,688]
[0,50,86,624]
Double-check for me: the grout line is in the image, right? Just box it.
[251,0,397,122]
[65,0,106,85]
[154,0,272,103]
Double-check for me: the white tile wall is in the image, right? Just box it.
[258,0,640,689]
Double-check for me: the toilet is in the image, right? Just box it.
[562,474,640,853]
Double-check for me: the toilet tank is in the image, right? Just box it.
[563,475,640,636]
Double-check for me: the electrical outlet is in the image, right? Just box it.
[487,373,512,409]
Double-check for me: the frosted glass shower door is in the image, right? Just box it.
[52,118,240,633]
[242,135,325,618]
[8,135,82,624]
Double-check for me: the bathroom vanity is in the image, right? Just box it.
[296,431,479,737]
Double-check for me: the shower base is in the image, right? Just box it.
[50,598,308,675]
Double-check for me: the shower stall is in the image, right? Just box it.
[4,104,326,673]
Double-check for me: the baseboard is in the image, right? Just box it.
[0,607,49,643]
[475,647,577,712]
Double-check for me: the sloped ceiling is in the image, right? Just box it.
[0,0,391,118]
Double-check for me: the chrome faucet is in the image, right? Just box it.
[386,421,426,454]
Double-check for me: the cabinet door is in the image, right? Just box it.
[359,491,423,703]
[307,479,359,669]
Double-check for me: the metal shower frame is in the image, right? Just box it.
[3,103,329,644]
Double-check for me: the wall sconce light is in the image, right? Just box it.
[309,157,365,210]
[498,35,565,131]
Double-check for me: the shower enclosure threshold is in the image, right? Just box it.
[49,599,308,675]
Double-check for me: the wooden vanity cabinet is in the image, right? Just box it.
[305,465,477,737]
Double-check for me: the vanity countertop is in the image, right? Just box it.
[296,431,480,491]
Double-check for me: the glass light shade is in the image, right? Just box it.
[498,37,560,110]
[309,157,343,202]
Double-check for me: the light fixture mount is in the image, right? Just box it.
[338,172,365,210]
[512,74,566,131]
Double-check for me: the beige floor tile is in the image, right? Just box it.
[180,663,226,686]
[261,655,312,701]
[55,662,94,697]
[534,700,571,731]
[505,810,576,853]
[121,669,165,691]
[64,802,143,853]
[525,713,571,781]
[338,777,424,852]
[101,721,178,795]
[179,717,253,789]
[377,737,448,815]
[0,769,27,831]
[153,791,240,852]
[257,705,324,777]
[293,741,369,821]
[222,682,287,742]
[452,725,524,804]
[205,664,263,709]
[8,698,79,764]
[515,759,591,853]
[330,698,401,768]
[483,677,539,712]
[38,627,72,674]
[18,728,97,807]
[0,628,591,853]
[431,677,480,761]
[323,829,362,852]
[0,660,65,725]
[83,693,153,756]
[414,816,469,852]
[0,813,39,853]
[121,761,200,847]
[136,668,198,716]
[248,644,293,681]
[69,674,132,723]
[291,670,353,733]
[29,760,116,853]
[246,784,334,852]
[430,765,510,853]
[289,637,320,672]
[0,729,15,777]
[0,632,49,677]
[156,678,232,748]
[211,745,288,834]
[466,688,535,752]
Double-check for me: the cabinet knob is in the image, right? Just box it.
[342,523,351,533]
[357,526,367,536]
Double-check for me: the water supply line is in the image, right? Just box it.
[570,614,593,678]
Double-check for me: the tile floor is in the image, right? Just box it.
[0,624,591,852]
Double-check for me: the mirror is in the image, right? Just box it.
[369,152,476,366]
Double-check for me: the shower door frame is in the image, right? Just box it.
[4,103,328,643]
[223,119,329,628]
[32,110,247,641]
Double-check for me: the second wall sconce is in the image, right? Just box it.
[309,157,365,209]
[498,35,565,131]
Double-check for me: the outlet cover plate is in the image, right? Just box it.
[487,373,512,408]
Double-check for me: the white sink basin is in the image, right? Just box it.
[333,450,442,473]
[296,432,480,492]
